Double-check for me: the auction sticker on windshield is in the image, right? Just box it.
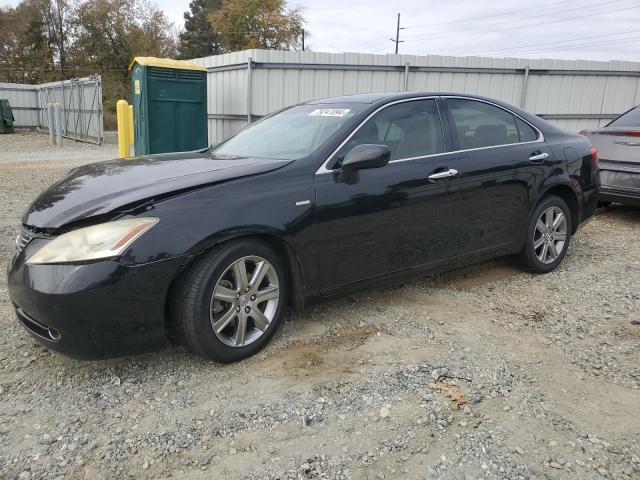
[309,108,351,117]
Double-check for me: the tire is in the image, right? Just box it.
[170,239,288,362]
[515,195,572,274]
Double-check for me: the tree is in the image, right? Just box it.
[178,0,223,59]
[71,0,177,102]
[209,0,304,52]
[0,0,68,83]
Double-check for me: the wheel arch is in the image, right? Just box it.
[163,231,307,338]
[537,183,580,234]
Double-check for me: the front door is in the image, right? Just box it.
[314,98,461,293]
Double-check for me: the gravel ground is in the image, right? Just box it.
[0,131,638,480]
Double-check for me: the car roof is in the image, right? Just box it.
[305,92,566,136]
[306,92,504,105]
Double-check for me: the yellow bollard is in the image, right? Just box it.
[116,99,131,158]
[128,105,135,155]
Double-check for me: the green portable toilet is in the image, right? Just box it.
[129,57,208,155]
[0,99,15,134]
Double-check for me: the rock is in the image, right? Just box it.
[142,461,149,470]
[380,405,391,419]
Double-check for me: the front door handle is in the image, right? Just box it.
[428,168,458,180]
[529,152,550,162]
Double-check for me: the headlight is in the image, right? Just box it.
[26,218,158,264]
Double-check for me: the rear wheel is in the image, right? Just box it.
[170,239,288,362]
[516,195,572,274]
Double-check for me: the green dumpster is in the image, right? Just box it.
[129,57,208,155]
[0,99,15,134]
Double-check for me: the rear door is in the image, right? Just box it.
[442,97,552,255]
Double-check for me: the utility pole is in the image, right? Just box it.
[302,29,305,51]
[390,13,405,54]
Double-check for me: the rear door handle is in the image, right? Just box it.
[428,168,458,180]
[529,152,550,162]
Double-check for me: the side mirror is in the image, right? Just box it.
[342,144,391,172]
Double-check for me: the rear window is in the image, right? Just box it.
[448,99,520,149]
[608,106,640,128]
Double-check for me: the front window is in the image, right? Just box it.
[211,104,366,160]
[607,106,640,128]
[331,99,445,168]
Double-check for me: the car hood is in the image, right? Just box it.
[23,152,292,229]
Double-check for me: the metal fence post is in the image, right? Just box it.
[521,65,530,108]
[54,102,63,148]
[97,76,104,144]
[47,103,55,146]
[403,62,410,91]
[247,57,253,125]
[61,81,67,135]
[36,89,41,129]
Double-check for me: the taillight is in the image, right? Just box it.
[625,131,640,137]
[590,146,599,170]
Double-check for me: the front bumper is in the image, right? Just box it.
[7,243,188,360]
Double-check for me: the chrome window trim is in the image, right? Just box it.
[315,95,545,175]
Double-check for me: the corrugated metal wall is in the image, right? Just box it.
[193,50,640,142]
[0,75,103,144]
[190,50,640,143]
[0,82,39,127]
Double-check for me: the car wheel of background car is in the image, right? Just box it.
[515,195,572,274]
[170,239,288,362]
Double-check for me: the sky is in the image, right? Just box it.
[3,0,640,62]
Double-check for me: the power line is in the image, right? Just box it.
[491,34,640,56]
[403,0,624,41]
[460,28,640,56]
[403,3,640,44]
[403,0,574,29]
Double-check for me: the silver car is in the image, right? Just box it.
[580,106,640,207]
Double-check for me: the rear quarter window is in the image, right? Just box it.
[515,117,538,142]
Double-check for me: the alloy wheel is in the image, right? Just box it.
[533,206,568,264]
[209,256,280,347]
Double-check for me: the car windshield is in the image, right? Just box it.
[211,104,365,160]
[608,106,640,128]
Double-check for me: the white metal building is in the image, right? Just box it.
[190,49,640,144]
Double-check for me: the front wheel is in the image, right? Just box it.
[516,195,572,274]
[170,239,288,362]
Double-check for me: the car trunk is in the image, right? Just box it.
[583,128,640,196]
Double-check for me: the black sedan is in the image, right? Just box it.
[580,105,640,207]
[7,93,600,362]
